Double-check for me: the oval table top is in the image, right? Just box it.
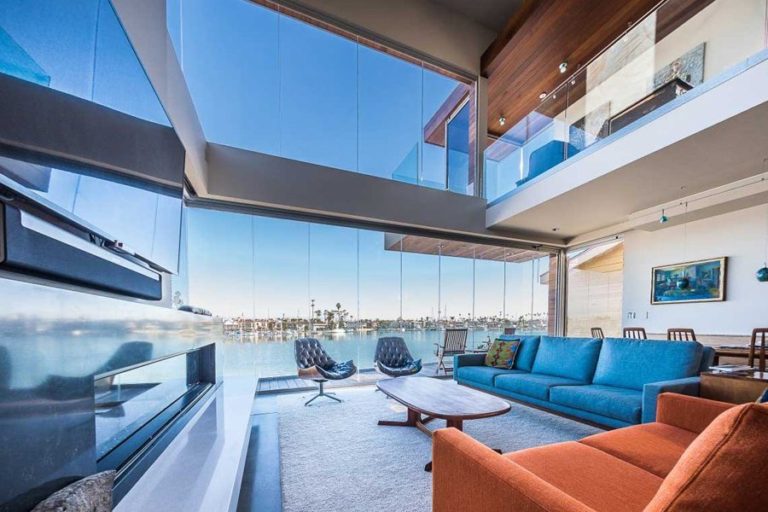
[377,376,511,420]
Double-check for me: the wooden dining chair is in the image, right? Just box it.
[748,328,768,372]
[591,327,605,339]
[434,328,468,375]
[623,327,647,340]
[667,328,697,341]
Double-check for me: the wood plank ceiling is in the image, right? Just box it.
[386,234,548,263]
[483,0,663,139]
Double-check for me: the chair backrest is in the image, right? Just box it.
[749,328,768,371]
[374,337,413,367]
[294,338,335,369]
[443,328,468,353]
[591,327,605,339]
[503,327,517,335]
[668,328,697,341]
[623,327,647,340]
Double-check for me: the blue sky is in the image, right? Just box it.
[185,207,549,320]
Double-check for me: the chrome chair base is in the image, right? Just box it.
[304,381,342,406]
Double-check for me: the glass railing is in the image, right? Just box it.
[485,0,768,203]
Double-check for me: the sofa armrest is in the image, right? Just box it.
[453,353,487,373]
[655,392,734,434]
[433,429,596,512]
[642,376,701,423]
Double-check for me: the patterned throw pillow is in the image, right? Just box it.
[484,339,521,369]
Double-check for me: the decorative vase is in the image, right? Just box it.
[676,277,690,290]
[758,266,768,282]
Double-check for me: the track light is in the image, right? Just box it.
[659,209,669,224]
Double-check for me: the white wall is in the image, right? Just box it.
[623,204,768,335]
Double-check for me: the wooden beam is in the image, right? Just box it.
[481,0,540,77]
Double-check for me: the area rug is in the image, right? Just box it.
[276,383,603,512]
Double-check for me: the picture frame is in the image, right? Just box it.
[651,257,727,305]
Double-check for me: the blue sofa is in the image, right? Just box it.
[454,336,715,428]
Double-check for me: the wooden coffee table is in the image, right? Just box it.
[377,377,511,470]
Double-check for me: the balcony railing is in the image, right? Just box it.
[484,0,768,203]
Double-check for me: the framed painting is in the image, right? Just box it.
[651,257,727,305]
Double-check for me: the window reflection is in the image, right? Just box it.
[0,153,182,273]
[0,0,169,125]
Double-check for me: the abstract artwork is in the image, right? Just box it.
[651,257,727,305]
[569,102,611,152]
[653,43,706,89]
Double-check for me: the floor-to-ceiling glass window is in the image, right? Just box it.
[186,208,557,378]
[169,0,476,195]
[358,46,421,183]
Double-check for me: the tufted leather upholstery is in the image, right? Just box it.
[374,337,422,378]
[294,338,357,381]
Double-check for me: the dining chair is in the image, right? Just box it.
[591,327,605,339]
[623,327,647,340]
[434,328,468,375]
[667,328,697,341]
[748,328,768,372]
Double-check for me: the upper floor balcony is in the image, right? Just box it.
[484,0,768,242]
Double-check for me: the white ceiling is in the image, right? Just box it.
[429,0,524,32]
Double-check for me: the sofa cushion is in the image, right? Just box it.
[531,336,602,382]
[499,335,540,372]
[593,338,703,391]
[644,402,768,512]
[494,373,584,401]
[505,441,663,512]
[484,339,521,369]
[580,423,697,478]
[455,366,525,387]
[550,384,642,424]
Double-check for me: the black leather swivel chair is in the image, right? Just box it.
[374,337,422,378]
[294,338,356,406]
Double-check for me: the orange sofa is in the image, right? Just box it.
[433,393,768,512]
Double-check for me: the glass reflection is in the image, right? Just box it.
[0,0,169,125]
[0,153,183,273]
[95,351,207,459]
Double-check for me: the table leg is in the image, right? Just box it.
[446,418,463,431]
[378,407,419,427]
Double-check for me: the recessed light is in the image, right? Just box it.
[552,227,559,232]
[559,61,568,74]
[499,115,506,126]
[539,92,547,100]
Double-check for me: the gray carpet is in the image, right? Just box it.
[276,383,603,512]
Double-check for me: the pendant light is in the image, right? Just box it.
[677,201,690,290]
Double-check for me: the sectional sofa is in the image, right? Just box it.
[433,393,767,512]
[454,336,715,427]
